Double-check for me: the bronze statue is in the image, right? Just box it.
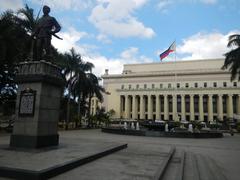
[31,5,61,61]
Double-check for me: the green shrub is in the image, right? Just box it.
[237,125,240,132]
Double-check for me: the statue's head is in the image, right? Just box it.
[43,5,50,15]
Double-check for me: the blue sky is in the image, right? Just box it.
[1,0,240,76]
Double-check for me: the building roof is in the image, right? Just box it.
[102,58,228,79]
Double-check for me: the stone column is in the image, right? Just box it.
[208,94,213,121]
[190,95,195,121]
[237,95,240,115]
[217,94,223,121]
[120,96,123,117]
[140,95,145,119]
[93,99,97,115]
[164,95,169,120]
[132,95,137,119]
[181,95,186,121]
[156,95,160,120]
[148,95,153,120]
[125,95,130,119]
[227,94,233,119]
[172,95,177,121]
[199,95,204,121]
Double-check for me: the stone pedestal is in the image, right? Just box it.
[10,61,64,148]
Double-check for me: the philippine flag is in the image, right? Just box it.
[159,41,176,60]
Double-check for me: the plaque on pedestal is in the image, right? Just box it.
[19,89,36,117]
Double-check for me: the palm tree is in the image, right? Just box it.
[63,48,82,129]
[222,34,240,81]
[16,4,41,61]
[71,61,94,127]
[17,4,37,34]
[63,48,95,129]
[85,73,105,127]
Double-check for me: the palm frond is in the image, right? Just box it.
[228,34,240,47]
[223,46,240,81]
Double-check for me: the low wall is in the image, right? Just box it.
[102,128,145,136]
[102,128,223,138]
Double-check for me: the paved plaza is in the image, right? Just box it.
[0,130,240,180]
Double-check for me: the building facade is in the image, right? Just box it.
[102,59,240,122]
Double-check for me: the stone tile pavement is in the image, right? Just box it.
[0,130,240,180]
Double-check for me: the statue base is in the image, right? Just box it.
[10,60,64,148]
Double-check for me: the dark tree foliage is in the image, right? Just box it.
[0,65,17,103]
[222,34,240,81]
[0,10,29,105]
[0,5,105,124]
[0,11,31,65]
[0,5,64,104]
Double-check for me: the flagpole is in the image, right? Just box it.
[174,40,178,121]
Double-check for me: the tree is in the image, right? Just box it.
[63,48,95,129]
[0,5,65,108]
[63,48,81,129]
[0,5,40,106]
[0,5,104,127]
[0,10,29,106]
[222,34,240,81]
[71,59,94,127]
[0,64,17,114]
[0,10,30,64]
[85,73,105,118]
[17,4,37,34]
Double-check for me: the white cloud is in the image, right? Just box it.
[200,0,217,4]
[158,0,173,10]
[84,47,154,77]
[177,30,240,60]
[0,0,23,11]
[120,47,153,63]
[121,47,139,59]
[52,27,153,77]
[157,0,218,12]
[30,0,94,11]
[89,0,155,38]
[84,55,124,76]
[51,27,121,76]
[97,34,112,44]
[52,27,89,54]
[68,30,240,77]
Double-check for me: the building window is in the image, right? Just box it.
[177,83,180,88]
[233,82,237,87]
[168,83,171,88]
[129,85,131,89]
[185,83,189,88]
[160,84,163,88]
[144,84,147,89]
[204,82,207,88]
[213,82,217,87]
[121,85,124,89]
[136,84,139,89]
[223,82,227,87]
[152,84,155,89]
[194,83,198,88]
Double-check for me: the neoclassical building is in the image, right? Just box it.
[101,59,240,122]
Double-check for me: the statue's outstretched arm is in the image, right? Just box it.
[52,18,61,34]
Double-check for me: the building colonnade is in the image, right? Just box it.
[120,93,240,122]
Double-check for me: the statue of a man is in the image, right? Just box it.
[32,5,61,61]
